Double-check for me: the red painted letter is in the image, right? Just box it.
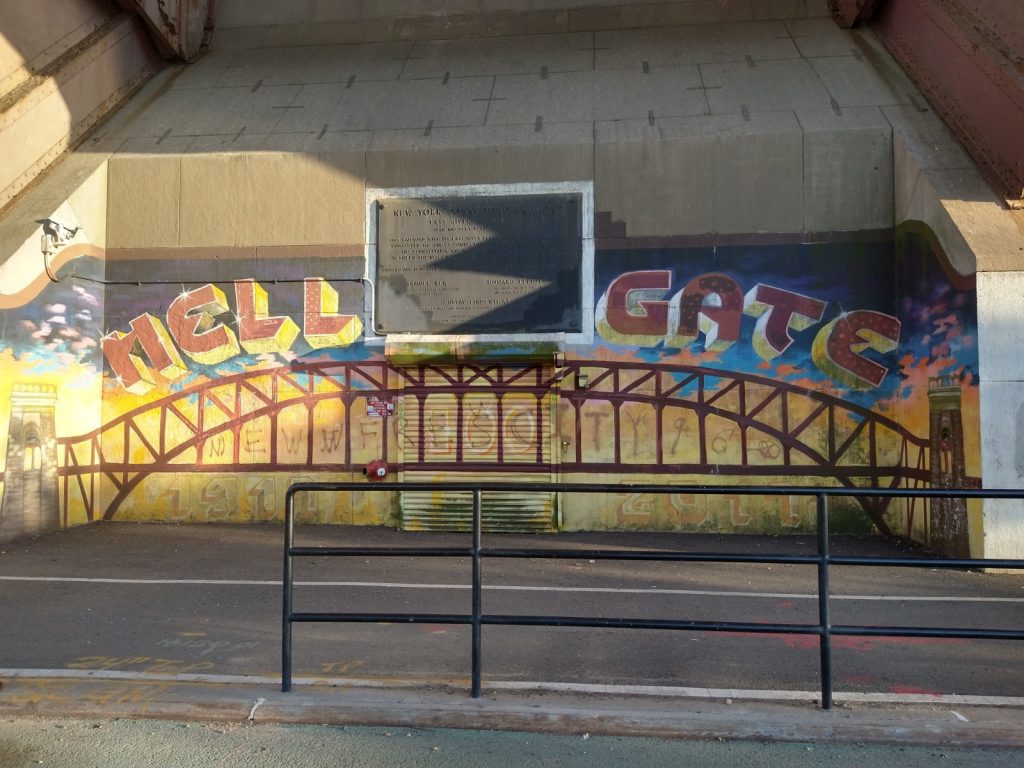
[166,284,240,365]
[743,284,827,360]
[596,270,671,344]
[668,273,743,351]
[234,279,299,355]
[811,310,901,389]
[102,313,188,394]
[303,278,363,349]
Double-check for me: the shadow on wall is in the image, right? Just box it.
[0,0,161,211]
[0,0,118,91]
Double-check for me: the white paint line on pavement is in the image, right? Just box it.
[2,668,1024,707]
[1,575,1022,603]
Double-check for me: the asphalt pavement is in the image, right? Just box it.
[2,716,1022,768]
[1,521,1022,751]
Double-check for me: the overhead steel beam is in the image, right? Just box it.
[842,0,1024,206]
[115,0,215,62]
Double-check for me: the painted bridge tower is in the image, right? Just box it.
[0,384,59,542]
[928,376,969,558]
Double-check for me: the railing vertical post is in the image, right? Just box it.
[816,492,833,710]
[282,487,295,692]
[471,488,483,698]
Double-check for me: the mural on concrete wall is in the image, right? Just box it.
[582,229,978,540]
[0,228,105,539]
[0,222,979,547]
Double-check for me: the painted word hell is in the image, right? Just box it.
[103,279,361,394]
[596,271,900,390]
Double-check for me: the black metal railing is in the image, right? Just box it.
[281,482,1024,709]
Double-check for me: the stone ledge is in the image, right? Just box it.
[211,0,826,50]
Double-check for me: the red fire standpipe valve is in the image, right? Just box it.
[363,459,388,482]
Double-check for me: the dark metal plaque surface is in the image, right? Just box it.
[375,194,582,334]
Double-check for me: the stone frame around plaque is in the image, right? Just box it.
[363,182,595,347]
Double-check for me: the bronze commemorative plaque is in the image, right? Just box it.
[374,194,582,334]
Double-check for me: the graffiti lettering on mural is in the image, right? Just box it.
[745,283,827,358]
[199,479,230,519]
[290,476,320,520]
[722,494,750,526]
[281,427,305,454]
[404,405,540,456]
[468,403,495,449]
[669,414,689,455]
[427,413,450,450]
[102,278,363,394]
[670,494,710,526]
[779,495,814,527]
[507,409,536,453]
[620,493,655,523]
[103,271,898,393]
[321,427,343,454]
[393,412,414,450]
[207,435,228,460]
[246,477,276,519]
[359,418,380,449]
[616,494,746,529]
[596,270,901,390]
[2,234,978,541]
[244,422,266,458]
[712,426,738,455]
[623,406,650,458]
[144,475,189,521]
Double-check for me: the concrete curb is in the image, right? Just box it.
[1,675,1022,748]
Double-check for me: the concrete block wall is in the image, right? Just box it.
[102,114,893,252]
[212,0,832,49]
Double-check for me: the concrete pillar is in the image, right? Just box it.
[978,272,1024,560]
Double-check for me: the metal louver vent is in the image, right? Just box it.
[400,473,556,533]
[398,365,559,533]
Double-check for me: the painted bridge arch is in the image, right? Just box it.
[58,360,931,533]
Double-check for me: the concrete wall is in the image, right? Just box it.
[0,0,116,97]
[0,1,160,212]
[212,0,832,48]
[882,45,1024,560]
[86,13,981,543]
[0,158,107,541]
[1,6,1020,559]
